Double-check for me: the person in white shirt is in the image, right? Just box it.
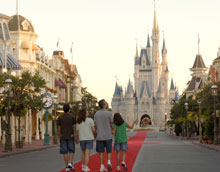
[76,109,95,172]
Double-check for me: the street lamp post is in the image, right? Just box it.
[197,99,202,143]
[4,78,12,152]
[211,84,218,145]
[90,107,94,119]
[165,113,167,130]
[53,95,58,144]
[82,97,88,109]
[184,102,190,138]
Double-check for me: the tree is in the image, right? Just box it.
[170,94,198,137]
[70,87,98,119]
[196,82,220,142]
[0,71,46,147]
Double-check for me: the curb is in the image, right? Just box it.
[0,145,58,159]
[192,142,220,153]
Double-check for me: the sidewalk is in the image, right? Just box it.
[192,141,220,153]
[167,131,220,153]
[0,137,58,158]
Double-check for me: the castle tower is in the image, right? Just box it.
[160,37,169,98]
[151,1,160,96]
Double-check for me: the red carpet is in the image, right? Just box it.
[59,131,147,172]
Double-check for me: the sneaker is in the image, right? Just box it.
[68,162,75,170]
[107,164,112,171]
[100,166,107,171]
[121,162,128,171]
[82,165,86,171]
[65,167,70,172]
[116,166,120,171]
[84,166,91,172]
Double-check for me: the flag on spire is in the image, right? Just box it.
[70,42,73,53]
[57,37,60,50]
[70,42,74,64]
[198,34,200,54]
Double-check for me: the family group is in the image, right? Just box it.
[57,99,137,172]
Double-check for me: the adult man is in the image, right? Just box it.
[57,104,77,172]
[94,99,113,171]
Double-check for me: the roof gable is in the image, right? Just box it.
[140,81,151,98]
[192,54,206,69]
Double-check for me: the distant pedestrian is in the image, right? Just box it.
[112,113,137,171]
[57,104,77,172]
[94,99,113,171]
[76,109,95,172]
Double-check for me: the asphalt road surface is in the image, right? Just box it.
[0,131,220,172]
[132,131,220,172]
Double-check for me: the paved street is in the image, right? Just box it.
[0,131,220,172]
[133,131,220,172]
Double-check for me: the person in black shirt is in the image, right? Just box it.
[57,104,77,171]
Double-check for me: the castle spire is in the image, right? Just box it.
[170,77,175,90]
[153,0,158,30]
[147,34,151,47]
[16,0,18,15]
[136,40,139,57]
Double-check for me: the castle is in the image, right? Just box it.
[111,3,179,128]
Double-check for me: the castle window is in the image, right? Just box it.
[22,20,29,31]
[146,102,150,109]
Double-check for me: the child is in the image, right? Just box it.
[76,109,96,172]
[112,113,137,171]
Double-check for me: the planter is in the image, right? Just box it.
[207,140,213,144]
[202,139,207,144]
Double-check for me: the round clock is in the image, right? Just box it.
[43,92,53,109]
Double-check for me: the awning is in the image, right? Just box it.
[55,78,67,89]
[59,79,67,88]
[0,52,22,70]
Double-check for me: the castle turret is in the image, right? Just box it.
[146,34,152,64]
[126,79,135,98]
[134,42,140,96]
[161,38,168,73]
[169,77,176,101]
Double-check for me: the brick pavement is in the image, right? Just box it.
[0,137,58,158]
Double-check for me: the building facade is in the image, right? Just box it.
[0,13,82,146]
[208,47,220,83]
[111,6,179,128]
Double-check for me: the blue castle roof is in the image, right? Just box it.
[140,81,151,98]
[139,49,150,66]
[170,78,175,90]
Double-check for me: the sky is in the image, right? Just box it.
[1,0,220,106]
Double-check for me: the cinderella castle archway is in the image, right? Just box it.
[140,114,152,127]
